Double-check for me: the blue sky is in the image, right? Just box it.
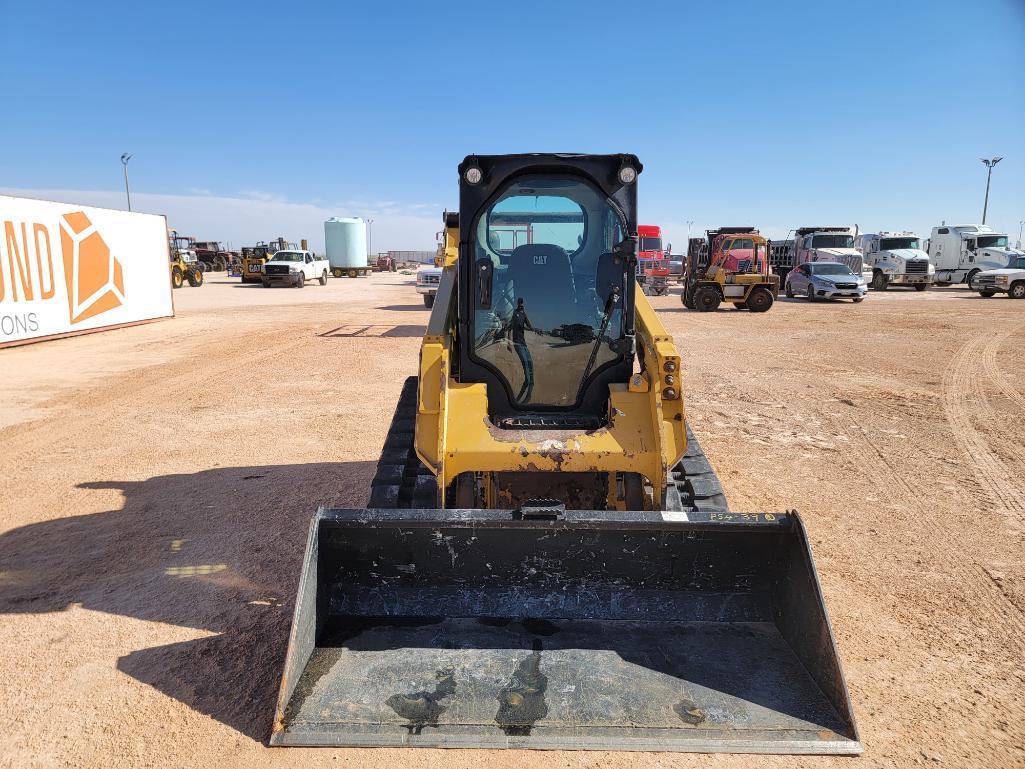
[2,0,1023,250]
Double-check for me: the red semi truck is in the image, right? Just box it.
[636,224,671,295]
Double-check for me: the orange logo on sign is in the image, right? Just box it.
[58,211,125,324]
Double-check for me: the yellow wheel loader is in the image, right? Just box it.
[168,231,203,288]
[272,154,859,753]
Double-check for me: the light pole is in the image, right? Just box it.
[366,218,374,258]
[1018,220,1024,249]
[120,153,133,211]
[686,220,694,240]
[980,156,1002,224]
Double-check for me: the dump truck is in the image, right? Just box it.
[794,226,863,275]
[271,154,859,754]
[681,227,778,311]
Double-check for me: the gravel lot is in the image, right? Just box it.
[1,273,1023,769]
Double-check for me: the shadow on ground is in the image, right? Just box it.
[0,461,374,743]
[376,304,430,312]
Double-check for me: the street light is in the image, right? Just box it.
[120,153,133,211]
[1018,220,1024,249]
[686,220,694,240]
[980,156,1002,224]
[366,218,374,258]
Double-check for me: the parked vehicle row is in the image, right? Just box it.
[674,220,1025,310]
[762,222,1024,301]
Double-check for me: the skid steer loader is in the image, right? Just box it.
[271,154,860,753]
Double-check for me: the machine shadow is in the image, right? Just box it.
[376,304,430,312]
[0,461,375,743]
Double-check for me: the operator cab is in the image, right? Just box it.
[457,154,640,428]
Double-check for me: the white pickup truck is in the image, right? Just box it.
[261,250,329,287]
[416,265,442,307]
[972,253,1025,299]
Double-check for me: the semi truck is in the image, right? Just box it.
[636,224,671,294]
[926,224,1021,286]
[854,231,934,291]
[794,226,863,275]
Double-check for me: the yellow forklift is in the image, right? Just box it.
[681,227,779,311]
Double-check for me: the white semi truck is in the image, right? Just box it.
[854,231,934,291]
[794,226,864,275]
[926,224,1021,286]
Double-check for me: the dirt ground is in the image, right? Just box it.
[2,273,1023,769]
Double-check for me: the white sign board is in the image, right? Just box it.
[0,195,173,347]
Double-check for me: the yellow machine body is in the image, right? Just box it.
[416,262,684,510]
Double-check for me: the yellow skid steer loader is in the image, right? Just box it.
[271,154,860,754]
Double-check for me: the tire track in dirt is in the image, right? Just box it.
[943,332,1025,516]
[981,328,1025,414]
[837,410,1025,641]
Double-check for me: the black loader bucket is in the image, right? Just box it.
[270,508,860,753]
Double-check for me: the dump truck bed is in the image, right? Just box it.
[271,509,860,753]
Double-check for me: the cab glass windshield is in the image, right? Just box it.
[472,175,627,409]
[639,237,662,252]
[812,234,855,249]
[977,236,1009,249]
[880,238,920,250]
[272,252,305,262]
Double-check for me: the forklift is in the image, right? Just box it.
[681,227,778,312]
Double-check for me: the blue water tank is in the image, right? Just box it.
[324,217,368,269]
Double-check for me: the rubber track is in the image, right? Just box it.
[368,377,438,509]
[369,376,729,513]
[666,425,730,513]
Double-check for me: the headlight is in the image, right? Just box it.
[996,275,1009,284]
[289,266,299,273]
[618,166,637,184]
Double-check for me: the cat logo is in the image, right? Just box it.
[533,254,547,266]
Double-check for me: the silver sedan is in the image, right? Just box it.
[785,262,867,302]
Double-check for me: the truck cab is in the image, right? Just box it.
[636,224,670,292]
[927,224,1019,286]
[855,231,934,291]
[794,227,863,275]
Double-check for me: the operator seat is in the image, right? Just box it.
[507,244,576,333]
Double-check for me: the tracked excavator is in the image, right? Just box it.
[271,154,860,753]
